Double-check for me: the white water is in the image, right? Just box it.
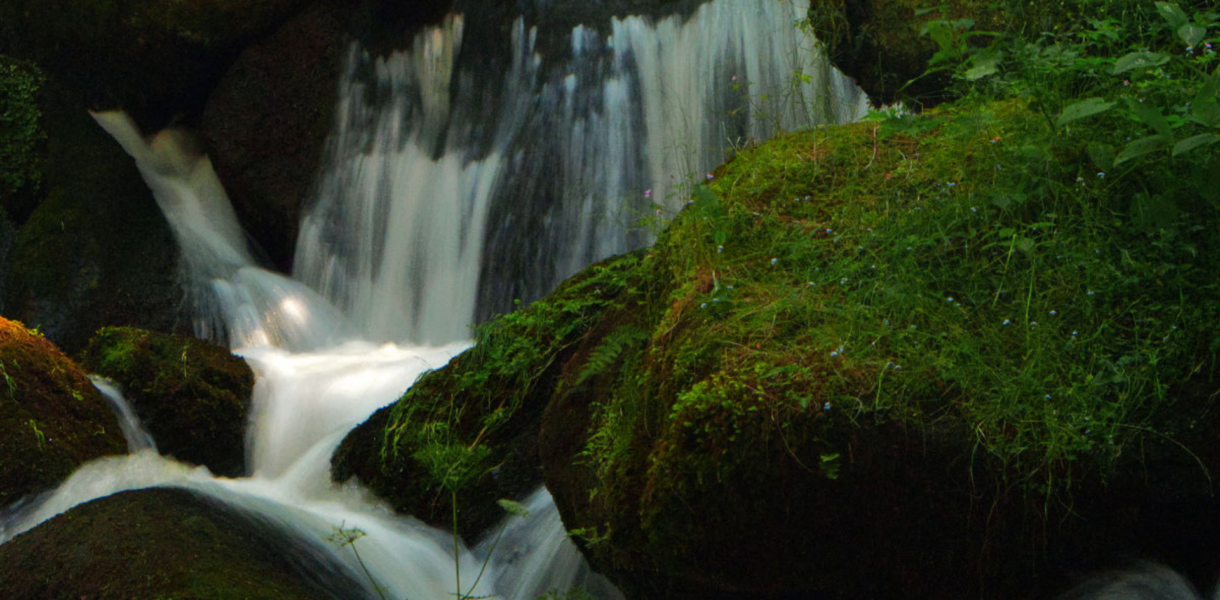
[295,0,868,344]
[3,2,865,598]
[90,375,157,453]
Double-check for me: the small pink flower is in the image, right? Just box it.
[644,189,652,199]
[706,173,714,180]
[731,75,738,82]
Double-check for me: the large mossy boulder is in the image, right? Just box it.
[337,93,1220,598]
[78,327,255,477]
[331,251,650,541]
[0,0,312,130]
[0,317,125,508]
[1,56,183,355]
[0,487,369,600]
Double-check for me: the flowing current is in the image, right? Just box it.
[0,1,864,598]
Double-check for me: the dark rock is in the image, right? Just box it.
[0,0,312,131]
[1,66,182,354]
[0,317,125,508]
[200,1,351,271]
[0,487,371,600]
[78,327,255,478]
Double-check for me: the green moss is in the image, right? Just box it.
[78,327,254,477]
[0,57,45,211]
[332,250,655,539]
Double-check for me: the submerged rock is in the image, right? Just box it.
[0,487,370,600]
[0,317,125,508]
[78,327,255,478]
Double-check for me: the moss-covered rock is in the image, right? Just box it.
[0,0,312,130]
[331,251,651,541]
[336,90,1220,598]
[78,327,255,477]
[1,62,183,354]
[0,487,369,600]
[0,317,125,508]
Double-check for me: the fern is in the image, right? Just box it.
[574,327,649,388]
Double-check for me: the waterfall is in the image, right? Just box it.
[92,112,355,352]
[295,0,867,344]
[6,1,868,598]
[90,376,157,453]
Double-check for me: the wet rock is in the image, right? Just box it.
[0,487,371,600]
[0,317,125,508]
[78,327,255,477]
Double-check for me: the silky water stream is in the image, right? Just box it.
[0,1,866,598]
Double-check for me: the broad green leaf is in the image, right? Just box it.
[1114,135,1171,165]
[1192,76,1220,127]
[1111,51,1169,74]
[1129,99,1173,138]
[1173,134,1220,156]
[1088,142,1116,172]
[965,46,1003,81]
[1155,2,1189,31]
[1057,98,1115,126]
[1179,24,1208,48]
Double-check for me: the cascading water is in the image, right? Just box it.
[2,1,867,598]
[295,0,867,344]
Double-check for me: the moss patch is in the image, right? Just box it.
[0,317,125,508]
[78,327,255,477]
[331,250,653,541]
[0,487,369,600]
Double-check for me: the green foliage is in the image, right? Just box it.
[0,58,44,200]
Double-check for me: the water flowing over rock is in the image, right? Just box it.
[296,0,867,344]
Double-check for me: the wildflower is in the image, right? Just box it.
[971,207,978,213]
[717,245,724,254]
[946,297,954,302]
[1002,319,1011,326]
[1030,321,1038,327]
[1072,331,1078,336]
[1096,172,1105,179]
[839,277,849,285]
[1045,394,1052,400]
[823,402,831,412]
[1049,310,1057,316]
[1123,79,1130,87]
[706,173,714,180]
[644,189,652,199]
[830,350,839,357]
[732,74,738,81]
[700,303,706,309]
[1087,290,1095,296]
[1077,177,1085,184]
